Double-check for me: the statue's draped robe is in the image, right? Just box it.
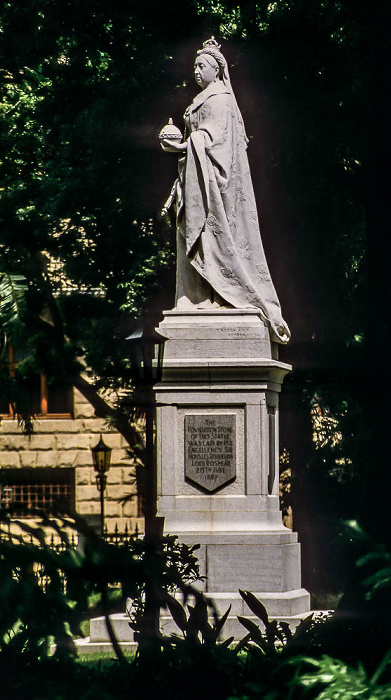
[176,80,290,344]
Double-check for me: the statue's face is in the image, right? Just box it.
[194,55,218,89]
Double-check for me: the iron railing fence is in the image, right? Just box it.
[0,523,140,592]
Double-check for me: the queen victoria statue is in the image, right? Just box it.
[159,38,290,344]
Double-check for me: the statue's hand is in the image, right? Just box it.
[160,138,187,153]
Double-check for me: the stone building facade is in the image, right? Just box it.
[0,387,142,534]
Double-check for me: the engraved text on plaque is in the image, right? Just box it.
[185,414,236,492]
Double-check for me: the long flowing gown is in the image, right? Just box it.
[175,79,290,344]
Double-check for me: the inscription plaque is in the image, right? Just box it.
[185,414,236,492]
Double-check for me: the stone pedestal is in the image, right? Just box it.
[156,309,310,627]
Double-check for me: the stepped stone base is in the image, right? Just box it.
[75,599,313,655]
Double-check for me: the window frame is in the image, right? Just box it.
[1,346,74,419]
[0,467,76,517]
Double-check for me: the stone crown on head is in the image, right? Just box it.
[196,36,226,75]
[202,37,221,51]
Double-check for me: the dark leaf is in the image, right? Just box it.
[279,620,293,641]
[292,613,315,640]
[219,635,235,648]
[237,615,267,647]
[215,604,232,637]
[165,592,188,632]
[239,590,269,627]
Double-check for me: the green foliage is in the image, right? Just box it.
[0,517,93,662]
[1,520,391,699]
[0,273,27,344]
[359,550,391,601]
[125,534,203,641]
[0,511,203,666]
[285,652,391,699]
[351,522,391,604]
[0,0,192,434]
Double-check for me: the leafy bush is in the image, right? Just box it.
[0,511,201,664]
[285,652,391,700]
[2,514,391,699]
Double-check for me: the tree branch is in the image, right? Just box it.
[73,374,146,459]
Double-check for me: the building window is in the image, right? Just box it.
[0,346,73,418]
[0,468,75,517]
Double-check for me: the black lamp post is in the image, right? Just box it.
[91,435,112,537]
[126,321,167,647]
[126,323,166,537]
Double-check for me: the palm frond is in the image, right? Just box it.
[0,272,27,340]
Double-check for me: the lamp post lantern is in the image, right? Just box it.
[126,324,166,385]
[91,435,112,536]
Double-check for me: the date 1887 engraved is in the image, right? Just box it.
[185,414,236,492]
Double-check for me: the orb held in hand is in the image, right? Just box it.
[159,118,183,152]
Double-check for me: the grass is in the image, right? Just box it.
[76,650,136,664]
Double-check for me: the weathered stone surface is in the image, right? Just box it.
[56,435,93,451]
[106,467,122,485]
[77,485,100,501]
[122,499,138,518]
[77,502,97,515]
[204,542,301,592]
[56,450,79,467]
[0,436,27,451]
[36,420,81,434]
[19,451,38,468]
[106,483,125,499]
[0,452,20,467]
[75,450,94,467]
[0,421,24,434]
[110,448,128,467]
[104,501,121,517]
[74,402,96,419]
[35,452,59,468]
[29,435,57,451]
[97,434,124,449]
[75,467,93,485]
[90,614,135,643]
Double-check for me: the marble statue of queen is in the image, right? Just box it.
[159,38,290,344]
